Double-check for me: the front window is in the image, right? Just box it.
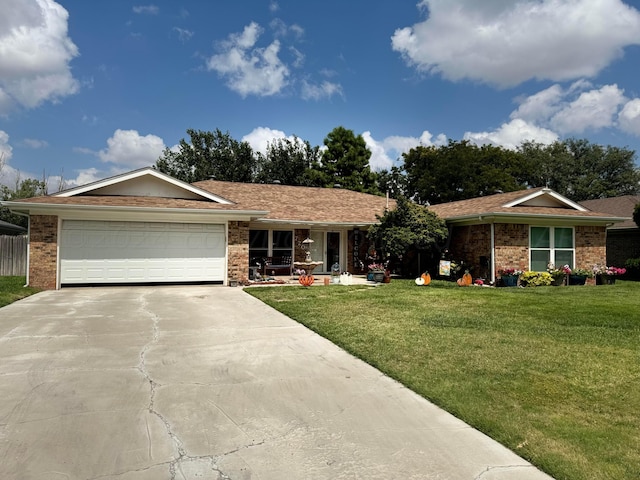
[530,226,574,271]
[249,229,293,265]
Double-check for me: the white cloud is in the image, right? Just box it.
[0,131,13,165]
[132,5,159,15]
[96,129,166,169]
[207,22,289,97]
[173,27,194,43]
[392,0,640,88]
[508,82,630,138]
[0,0,79,113]
[242,127,297,156]
[464,119,558,150]
[301,80,343,101]
[549,84,626,134]
[619,98,640,136]
[20,138,49,149]
[363,130,447,171]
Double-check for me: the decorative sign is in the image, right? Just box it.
[352,229,360,269]
[439,260,451,276]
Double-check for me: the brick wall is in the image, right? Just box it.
[227,221,249,284]
[575,225,607,268]
[449,223,607,281]
[294,229,310,263]
[448,225,492,278]
[29,215,58,290]
[494,224,529,273]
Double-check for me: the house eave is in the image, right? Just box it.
[443,212,626,226]
[253,218,377,229]
[1,201,268,222]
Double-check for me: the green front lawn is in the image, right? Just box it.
[247,280,640,480]
[0,276,39,307]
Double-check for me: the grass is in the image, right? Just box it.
[0,276,40,307]
[247,279,640,480]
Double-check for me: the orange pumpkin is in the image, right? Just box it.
[457,271,472,287]
[298,274,315,287]
[421,272,431,285]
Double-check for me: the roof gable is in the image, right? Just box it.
[427,187,625,225]
[55,168,232,204]
[502,188,587,211]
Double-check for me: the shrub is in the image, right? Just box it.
[520,271,553,287]
[625,258,640,280]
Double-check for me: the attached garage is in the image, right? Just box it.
[60,220,226,285]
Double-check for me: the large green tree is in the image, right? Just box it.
[155,129,257,183]
[319,126,378,193]
[519,139,640,201]
[256,136,322,186]
[1,178,47,228]
[403,140,524,205]
[368,196,448,275]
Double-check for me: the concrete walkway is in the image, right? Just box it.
[0,286,554,479]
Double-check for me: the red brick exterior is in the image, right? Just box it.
[448,223,607,282]
[575,225,607,268]
[29,215,58,290]
[494,224,529,273]
[227,221,249,284]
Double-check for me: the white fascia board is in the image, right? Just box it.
[252,218,378,228]
[444,212,626,226]
[54,168,233,204]
[1,201,267,223]
[502,188,588,211]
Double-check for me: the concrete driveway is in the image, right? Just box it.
[0,286,554,480]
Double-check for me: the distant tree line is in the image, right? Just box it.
[155,128,640,204]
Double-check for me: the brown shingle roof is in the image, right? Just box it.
[13,180,395,225]
[193,180,394,224]
[580,195,639,229]
[12,195,256,211]
[427,188,623,222]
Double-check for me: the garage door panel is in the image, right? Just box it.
[60,221,226,284]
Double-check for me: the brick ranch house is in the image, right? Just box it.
[428,188,625,282]
[1,168,624,290]
[1,168,394,290]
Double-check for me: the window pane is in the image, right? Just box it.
[531,250,550,271]
[531,227,550,248]
[272,230,292,249]
[555,250,573,268]
[554,228,573,248]
[249,230,268,248]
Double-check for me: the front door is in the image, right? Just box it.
[309,231,341,272]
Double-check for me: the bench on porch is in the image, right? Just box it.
[261,256,293,276]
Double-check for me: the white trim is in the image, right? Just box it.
[53,168,234,204]
[529,225,575,271]
[503,188,588,211]
[1,201,267,223]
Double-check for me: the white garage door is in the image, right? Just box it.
[60,220,225,285]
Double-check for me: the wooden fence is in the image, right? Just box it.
[0,235,27,276]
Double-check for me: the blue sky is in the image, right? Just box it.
[2,0,640,191]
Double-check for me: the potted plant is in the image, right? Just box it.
[567,267,592,285]
[592,265,626,285]
[497,267,522,287]
[547,263,571,286]
[368,263,386,283]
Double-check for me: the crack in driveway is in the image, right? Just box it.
[135,293,265,480]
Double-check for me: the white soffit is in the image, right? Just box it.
[502,188,587,211]
[54,168,233,204]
